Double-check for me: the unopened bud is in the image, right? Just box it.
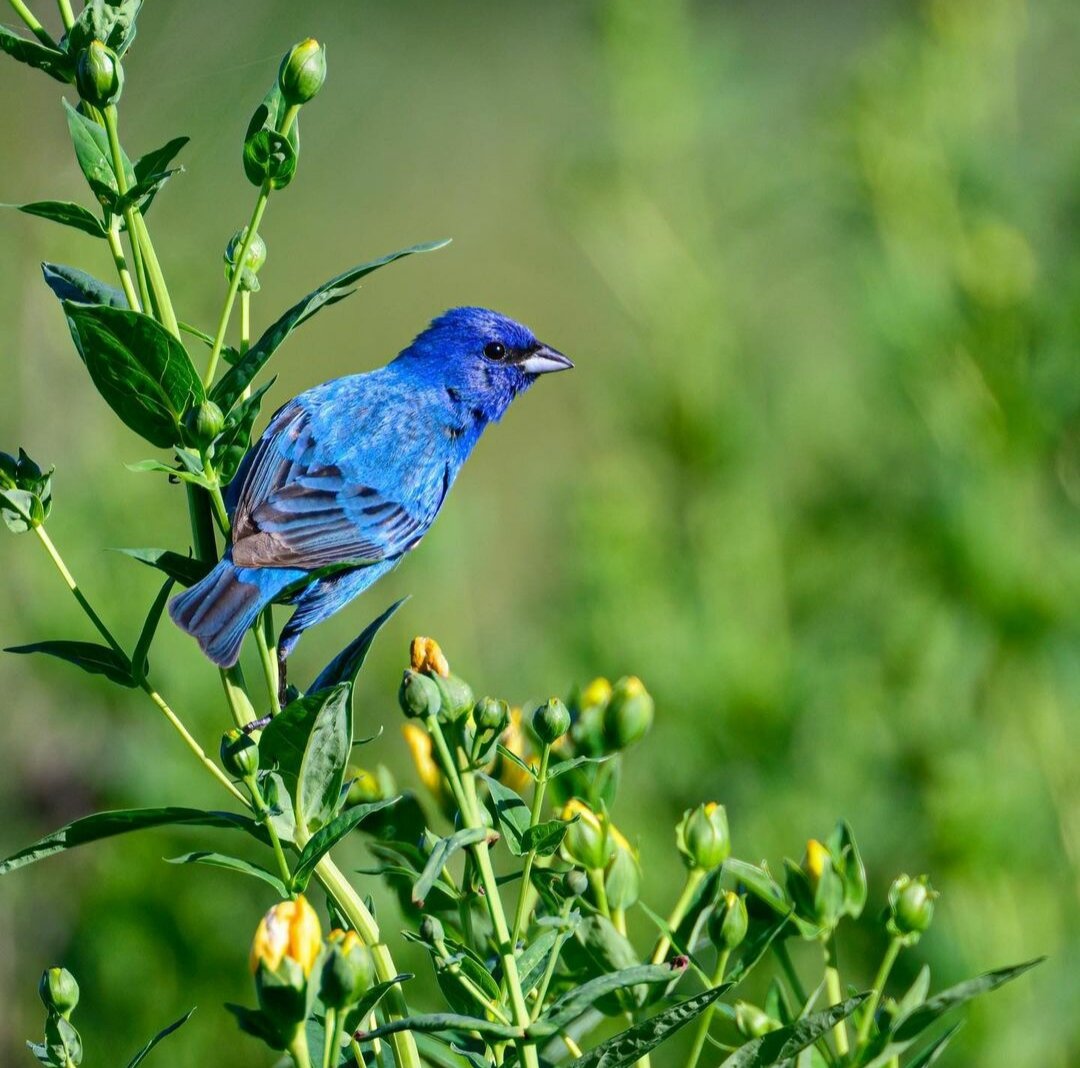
[533,697,571,746]
[411,636,449,677]
[563,869,589,898]
[39,967,79,1018]
[888,874,937,940]
[474,696,510,736]
[76,41,123,108]
[708,890,748,951]
[185,400,226,449]
[399,669,442,719]
[602,675,654,750]
[220,728,259,778]
[559,799,614,871]
[224,227,267,291]
[419,914,445,944]
[433,673,474,724]
[278,38,326,106]
[320,929,374,1009]
[677,803,730,871]
[734,1001,781,1038]
[604,826,641,910]
[250,895,322,977]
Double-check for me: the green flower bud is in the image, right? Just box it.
[399,669,442,719]
[676,803,731,871]
[563,869,589,898]
[224,227,268,274]
[474,696,510,736]
[533,697,571,746]
[220,728,259,778]
[433,672,474,723]
[39,967,79,1018]
[184,400,226,449]
[602,675,654,750]
[419,914,445,944]
[888,874,937,942]
[320,929,375,1009]
[76,40,123,108]
[734,1001,781,1038]
[278,38,326,106]
[785,839,845,933]
[708,890,748,951]
[559,799,615,870]
[604,826,641,910]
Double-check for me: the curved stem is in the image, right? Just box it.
[855,936,902,1050]
[106,218,141,311]
[650,866,704,963]
[245,773,293,891]
[685,949,730,1068]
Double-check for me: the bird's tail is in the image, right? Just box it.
[169,559,286,668]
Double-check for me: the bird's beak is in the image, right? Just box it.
[519,344,574,375]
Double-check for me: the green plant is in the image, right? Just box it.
[0,4,1040,1067]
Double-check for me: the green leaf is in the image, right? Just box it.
[516,927,563,996]
[0,807,260,874]
[0,486,43,532]
[6,639,134,686]
[211,240,451,411]
[905,1024,962,1068]
[496,743,537,782]
[3,200,105,236]
[114,547,212,587]
[42,261,126,307]
[726,858,791,915]
[547,754,611,780]
[130,135,188,213]
[564,984,730,1068]
[540,962,688,1031]
[291,797,401,891]
[124,1007,195,1067]
[213,378,275,484]
[166,851,287,896]
[342,973,415,1034]
[413,827,490,906]
[66,0,143,57]
[63,302,205,447]
[478,773,530,856]
[431,937,502,1017]
[132,576,173,681]
[522,816,573,857]
[118,166,181,214]
[224,1004,287,1048]
[243,128,296,188]
[718,995,868,1068]
[355,1012,522,1043]
[63,98,133,207]
[723,912,792,987]
[125,457,213,489]
[310,597,408,693]
[562,914,642,1013]
[0,26,73,82]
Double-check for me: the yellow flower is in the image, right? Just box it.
[250,895,322,976]
[402,723,443,796]
[410,635,449,677]
[581,677,612,709]
[805,839,829,886]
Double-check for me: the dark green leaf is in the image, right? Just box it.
[224,1004,287,1048]
[724,912,793,987]
[63,302,204,447]
[517,928,563,996]
[118,166,181,214]
[211,240,451,411]
[42,261,126,307]
[6,639,134,686]
[63,98,133,206]
[342,973,415,1034]
[291,797,401,890]
[496,743,537,782]
[131,135,188,213]
[166,851,287,896]
[432,937,501,1016]
[213,378,275,484]
[114,547,212,587]
[66,0,143,57]
[413,827,489,906]
[0,26,72,82]
[450,1045,495,1068]
[132,576,173,681]
[479,773,530,856]
[355,1012,522,1043]
[522,816,573,857]
[541,963,688,1030]
[726,859,791,915]
[310,597,408,693]
[905,1024,963,1068]
[718,995,868,1068]
[124,1007,195,1067]
[243,128,296,188]
[564,985,730,1068]
[4,200,105,236]
[0,807,260,874]
[562,914,642,1013]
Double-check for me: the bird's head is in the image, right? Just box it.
[398,306,573,422]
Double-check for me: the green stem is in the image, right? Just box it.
[774,940,809,1007]
[855,936,902,1050]
[530,897,574,1021]
[650,866,704,963]
[434,938,512,1023]
[245,773,293,891]
[7,0,57,47]
[129,210,178,335]
[56,0,73,30]
[255,616,282,716]
[288,1026,313,1068]
[322,1008,337,1068]
[823,935,850,1058]
[511,744,550,944]
[685,948,731,1068]
[588,868,611,918]
[106,218,141,311]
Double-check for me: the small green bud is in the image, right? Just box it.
[184,400,226,449]
[734,1001,781,1038]
[433,672,474,723]
[563,869,589,898]
[474,696,510,735]
[220,728,259,778]
[225,227,268,273]
[604,826,641,910]
[399,669,442,719]
[345,765,391,806]
[279,38,326,106]
[39,967,79,1018]
[708,890,748,951]
[76,40,123,108]
[602,675,654,750]
[559,799,615,870]
[533,697,571,746]
[676,802,730,870]
[419,914,444,944]
[320,929,375,1009]
[888,874,937,941]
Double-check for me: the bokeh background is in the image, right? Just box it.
[1,0,1078,1064]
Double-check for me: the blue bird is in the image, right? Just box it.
[169,306,572,675]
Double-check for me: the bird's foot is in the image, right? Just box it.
[277,647,289,710]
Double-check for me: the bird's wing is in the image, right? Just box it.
[230,398,441,570]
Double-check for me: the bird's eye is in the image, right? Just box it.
[483,342,507,362]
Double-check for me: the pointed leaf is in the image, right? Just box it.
[132,576,174,680]
[211,240,451,411]
[540,962,689,1031]
[63,98,133,206]
[6,639,134,686]
[906,1024,963,1068]
[291,796,401,890]
[213,378,275,484]
[1,807,261,874]
[341,973,415,1033]
[310,597,408,694]
[522,816,573,857]
[355,1013,522,1043]
[0,26,72,82]
[478,773,530,856]
[4,200,105,236]
[517,928,563,996]
[547,754,611,780]
[42,261,126,307]
[413,827,489,906]
[496,743,537,782]
[166,851,287,896]
[124,1007,195,1067]
[114,547,212,587]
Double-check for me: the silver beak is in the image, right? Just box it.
[519,344,574,375]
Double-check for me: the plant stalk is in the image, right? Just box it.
[650,866,704,963]
[7,0,57,47]
[684,948,731,1068]
[823,934,850,1058]
[105,218,142,311]
[511,743,550,944]
[855,935,902,1050]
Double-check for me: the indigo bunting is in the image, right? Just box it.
[169,307,572,671]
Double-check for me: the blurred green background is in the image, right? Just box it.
[1,0,1078,1064]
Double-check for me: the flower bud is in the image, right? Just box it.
[402,723,444,799]
[602,676,654,750]
[399,669,442,719]
[580,677,612,711]
[183,400,226,450]
[563,869,589,898]
[559,799,615,870]
[410,635,449,677]
[888,874,937,941]
[320,929,374,1009]
[676,803,730,871]
[419,914,445,944]
[708,890,748,951]
[786,839,845,933]
[76,40,123,108]
[278,38,326,106]
[220,728,259,779]
[604,825,641,910]
[250,895,322,977]
[734,1001,781,1038]
[473,696,510,736]
[345,765,390,806]
[224,227,268,273]
[533,697,571,746]
[433,673,475,723]
[38,967,79,1018]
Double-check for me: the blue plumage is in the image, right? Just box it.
[169,307,572,669]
